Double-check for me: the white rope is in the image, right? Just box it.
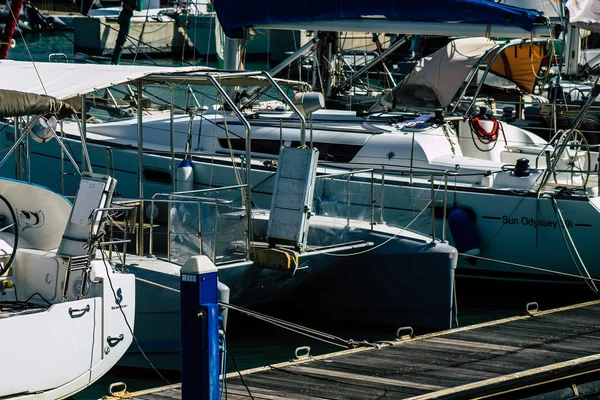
[221,302,377,349]
[135,276,180,293]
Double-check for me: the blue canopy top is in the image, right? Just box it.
[212,0,545,39]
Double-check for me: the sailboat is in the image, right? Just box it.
[0,61,459,371]
[14,32,599,288]
[171,0,600,290]
[4,0,598,289]
[30,5,600,292]
[0,89,135,398]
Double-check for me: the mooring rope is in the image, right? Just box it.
[133,275,378,349]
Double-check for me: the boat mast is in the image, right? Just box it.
[0,0,23,59]
[111,0,142,64]
[315,31,337,97]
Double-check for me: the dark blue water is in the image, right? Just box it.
[7,31,599,400]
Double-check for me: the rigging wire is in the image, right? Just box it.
[133,0,155,66]
[550,196,597,293]
[219,97,245,192]
[8,6,47,95]
[226,343,254,400]
[99,247,172,385]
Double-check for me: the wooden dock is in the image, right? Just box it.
[104,300,600,399]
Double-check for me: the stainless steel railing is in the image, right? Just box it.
[98,193,248,266]
[150,185,244,262]
[314,165,453,242]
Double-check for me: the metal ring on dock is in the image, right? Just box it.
[108,381,128,395]
[396,326,414,340]
[294,346,311,360]
[526,302,539,316]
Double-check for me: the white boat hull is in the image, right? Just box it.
[0,178,136,398]
[8,134,599,284]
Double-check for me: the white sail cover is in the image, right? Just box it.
[567,0,600,32]
[0,61,211,101]
[0,61,310,102]
[381,37,496,109]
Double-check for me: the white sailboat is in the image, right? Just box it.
[0,89,136,398]
[11,31,600,289]
[44,0,600,292]
[0,62,459,371]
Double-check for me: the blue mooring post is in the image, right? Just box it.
[180,255,220,400]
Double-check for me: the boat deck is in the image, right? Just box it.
[104,300,600,399]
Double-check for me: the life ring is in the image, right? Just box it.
[470,114,499,143]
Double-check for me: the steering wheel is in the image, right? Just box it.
[0,193,18,277]
[553,129,591,187]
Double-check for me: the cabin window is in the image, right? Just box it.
[219,139,283,155]
[221,139,361,163]
[143,168,172,184]
[291,141,362,163]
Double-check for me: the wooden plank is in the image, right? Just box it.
[286,365,446,391]
[238,368,418,400]
[424,337,523,352]
[309,343,575,389]
[241,371,389,400]
[226,383,331,400]
[506,320,600,339]
[315,358,493,383]
[450,328,572,347]
[519,312,600,327]
[401,339,522,355]
[315,348,501,376]
[451,329,600,358]
[409,352,600,399]
[314,358,480,388]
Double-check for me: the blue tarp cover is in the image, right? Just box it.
[212,0,544,39]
